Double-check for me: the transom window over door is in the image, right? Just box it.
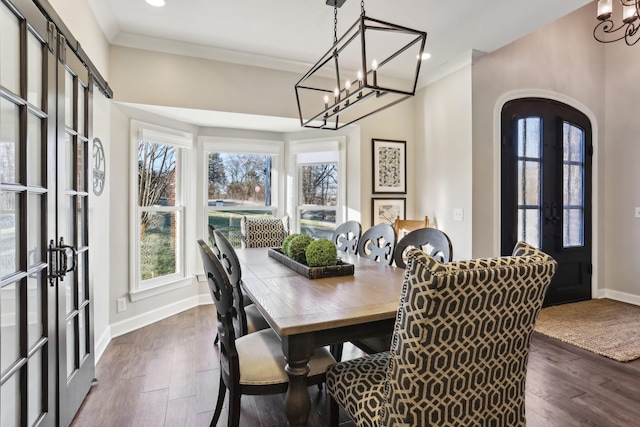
[501,98,592,306]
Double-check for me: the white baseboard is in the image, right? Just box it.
[596,289,640,306]
[95,328,111,363]
[109,293,213,339]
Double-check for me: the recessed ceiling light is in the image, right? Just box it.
[146,0,165,7]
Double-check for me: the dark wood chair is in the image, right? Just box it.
[331,220,361,255]
[356,223,396,265]
[212,229,268,338]
[393,227,453,269]
[196,240,335,427]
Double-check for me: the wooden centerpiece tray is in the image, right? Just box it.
[267,248,354,279]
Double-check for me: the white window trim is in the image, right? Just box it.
[199,136,285,241]
[288,136,346,233]
[129,120,195,301]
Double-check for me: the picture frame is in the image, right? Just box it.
[372,198,406,226]
[372,139,406,194]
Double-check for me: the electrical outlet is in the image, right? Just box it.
[117,297,126,313]
[635,207,640,218]
[453,208,464,222]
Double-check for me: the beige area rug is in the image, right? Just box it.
[534,298,640,362]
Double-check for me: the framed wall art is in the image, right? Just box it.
[372,138,406,194]
[372,198,406,226]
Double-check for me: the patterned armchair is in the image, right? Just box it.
[326,242,557,427]
[239,216,290,249]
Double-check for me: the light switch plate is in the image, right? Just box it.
[453,208,464,222]
[635,207,640,218]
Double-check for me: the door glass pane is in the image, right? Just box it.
[140,210,178,280]
[27,31,43,109]
[0,5,20,94]
[27,112,43,186]
[65,71,73,128]
[563,122,585,248]
[0,282,19,373]
[0,192,19,277]
[27,193,42,267]
[517,117,542,158]
[65,133,74,190]
[66,318,76,378]
[65,269,75,315]
[516,117,542,248]
[0,98,20,183]
[28,349,44,426]
[0,371,19,427]
[27,271,43,348]
[65,194,74,245]
[77,253,85,303]
[78,85,85,135]
[77,139,85,192]
[79,307,87,361]
[77,196,85,247]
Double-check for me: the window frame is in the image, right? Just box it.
[289,137,346,233]
[129,121,194,301]
[199,136,285,245]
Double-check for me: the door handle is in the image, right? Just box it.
[47,237,77,286]
[551,203,561,223]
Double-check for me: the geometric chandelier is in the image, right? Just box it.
[594,0,640,45]
[295,0,427,130]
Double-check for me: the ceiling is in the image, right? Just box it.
[87,0,594,131]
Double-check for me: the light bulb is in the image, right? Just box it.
[357,70,363,81]
[324,95,329,108]
[623,4,638,23]
[597,0,612,21]
[345,80,351,90]
[371,59,378,71]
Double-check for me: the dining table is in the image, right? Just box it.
[235,247,406,427]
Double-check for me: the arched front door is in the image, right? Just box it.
[501,98,593,306]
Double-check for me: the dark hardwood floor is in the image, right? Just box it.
[71,304,640,427]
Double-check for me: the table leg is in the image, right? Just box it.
[282,335,314,426]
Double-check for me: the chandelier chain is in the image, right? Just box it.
[333,6,338,45]
[361,0,365,16]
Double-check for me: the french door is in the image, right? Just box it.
[0,0,94,425]
[501,98,593,306]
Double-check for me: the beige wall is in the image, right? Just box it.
[603,37,640,301]
[471,4,607,294]
[415,66,473,260]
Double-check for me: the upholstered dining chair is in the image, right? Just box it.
[327,242,557,427]
[393,227,453,269]
[197,240,336,427]
[213,229,269,338]
[240,216,290,249]
[356,223,396,265]
[331,220,362,255]
[393,215,429,241]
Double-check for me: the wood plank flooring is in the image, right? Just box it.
[71,304,640,427]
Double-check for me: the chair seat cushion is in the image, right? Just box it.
[236,329,335,386]
[326,352,389,427]
[245,303,270,334]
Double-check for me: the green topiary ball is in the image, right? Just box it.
[305,239,338,267]
[288,234,314,263]
[281,233,301,255]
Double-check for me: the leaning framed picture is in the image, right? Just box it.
[372,198,406,226]
[372,139,406,194]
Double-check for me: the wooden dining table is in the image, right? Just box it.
[235,247,406,427]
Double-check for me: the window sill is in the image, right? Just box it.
[129,275,195,302]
